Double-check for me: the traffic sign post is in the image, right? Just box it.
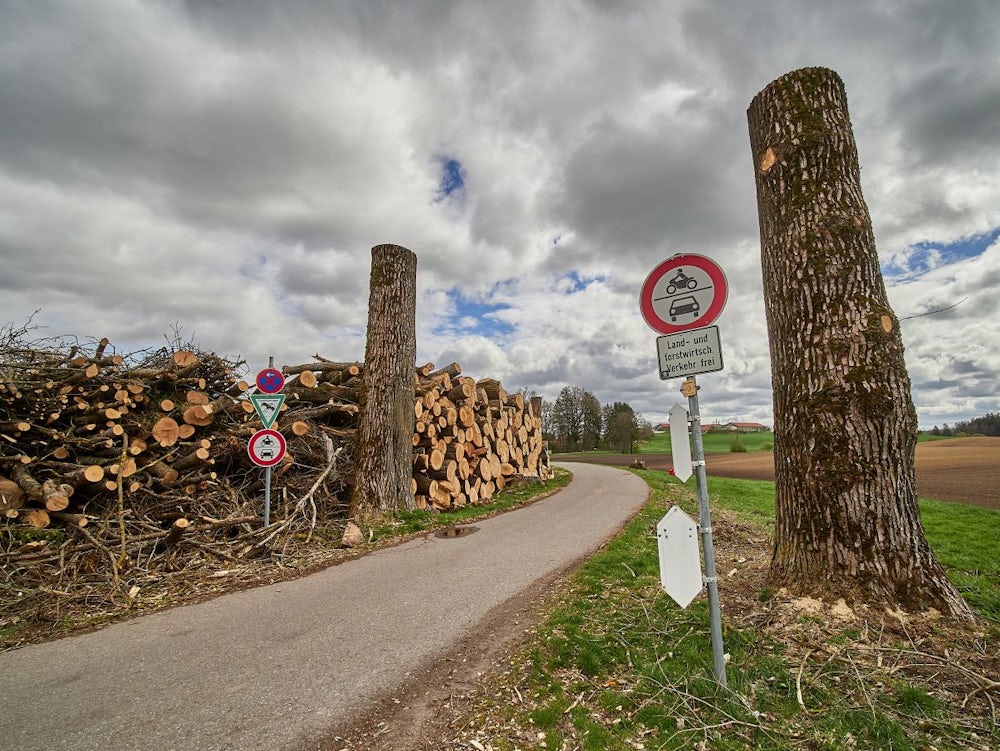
[255,368,285,394]
[683,375,728,689]
[640,254,728,335]
[250,360,286,526]
[656,326,723,380]
[248,428,287,468]
[668,403,693,482]
[644,255,729,689]
[250,393,286,430]
[657,505,702,608]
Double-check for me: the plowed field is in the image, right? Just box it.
[557,437,1000,510]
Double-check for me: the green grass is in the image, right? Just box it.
[367,468,572,541]
[474,470,999,750]
[636,430,776,455]
[699,476,1000,622]
[555,429,970,458]
[916,432,961,442]
[553,430,776,458]
[918,496,1000,619]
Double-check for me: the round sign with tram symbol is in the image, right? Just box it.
[255,368,285,394]
[247,428,287,468]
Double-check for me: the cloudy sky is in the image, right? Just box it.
[2,0,998,430]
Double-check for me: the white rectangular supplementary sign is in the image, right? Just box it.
[656,326,724,380]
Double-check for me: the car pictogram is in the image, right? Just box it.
[669,296,700,321]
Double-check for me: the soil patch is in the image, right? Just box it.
[557,437,1000,510]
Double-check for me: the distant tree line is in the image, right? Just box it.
[928,412,1000,437]
[537,385,654,453]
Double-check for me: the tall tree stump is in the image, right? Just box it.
[350,244,418,522]
[747,67,971,618]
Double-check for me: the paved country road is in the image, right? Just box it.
[0,463,646,751]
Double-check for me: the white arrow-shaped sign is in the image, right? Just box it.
[669,402,693,482]
[250,393,286,429]
[657,505,703,608]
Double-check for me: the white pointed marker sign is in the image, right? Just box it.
[250,393,286,430]
[669,402,693,482]
[657,505,703,608]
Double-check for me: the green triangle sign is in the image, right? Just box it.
[250,393,286,429]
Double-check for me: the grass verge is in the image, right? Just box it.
[453,470,999,751]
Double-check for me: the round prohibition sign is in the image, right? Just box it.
[255,368,285,394]
[640,254,728,335]
[248,428,287,467]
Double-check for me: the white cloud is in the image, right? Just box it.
[1,0,998,430]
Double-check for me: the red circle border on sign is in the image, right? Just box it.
[255,369,285,394]
[640,254,728,335]
[248,428,287,468]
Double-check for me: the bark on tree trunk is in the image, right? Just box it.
[747,67,972,619]
[349,244,418,522]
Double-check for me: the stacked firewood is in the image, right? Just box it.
[0,342,261,532]
[1,340,546,536]
[410,362,548,510]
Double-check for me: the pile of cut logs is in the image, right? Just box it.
[1,339,547,535]
[0,342,264,533]
[410,362,548,510]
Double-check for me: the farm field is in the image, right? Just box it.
[556,436,1000,510]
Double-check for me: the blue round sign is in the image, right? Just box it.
[255,368,285,394]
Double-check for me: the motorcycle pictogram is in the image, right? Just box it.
[665,269,698,295]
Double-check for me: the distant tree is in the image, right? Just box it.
[930,425,941,436]
[581,391,602,450]
[954,412,1000,436]
[603,401,640,453]
[748,67,971,618]
[636,417,654,444]
[540,399,555,443]
[551,386,583,451]
[550,386,601,452]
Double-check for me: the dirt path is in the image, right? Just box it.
[557,437,1000,510]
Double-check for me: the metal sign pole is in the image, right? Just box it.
[264,466,272,527]
[684,375,728,689]
[263,356,274,527]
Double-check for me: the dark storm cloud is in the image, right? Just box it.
[554,107,755,259]
[890,67,1000,166]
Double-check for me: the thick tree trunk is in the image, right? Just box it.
[747,68,972,619]
[350,244,418,522]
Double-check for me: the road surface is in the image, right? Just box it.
[0,463,646,751]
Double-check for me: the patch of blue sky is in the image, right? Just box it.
[434,155,466,201]
[883,228,999,281]
[436,288,514,338]
[557,270,607,293]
